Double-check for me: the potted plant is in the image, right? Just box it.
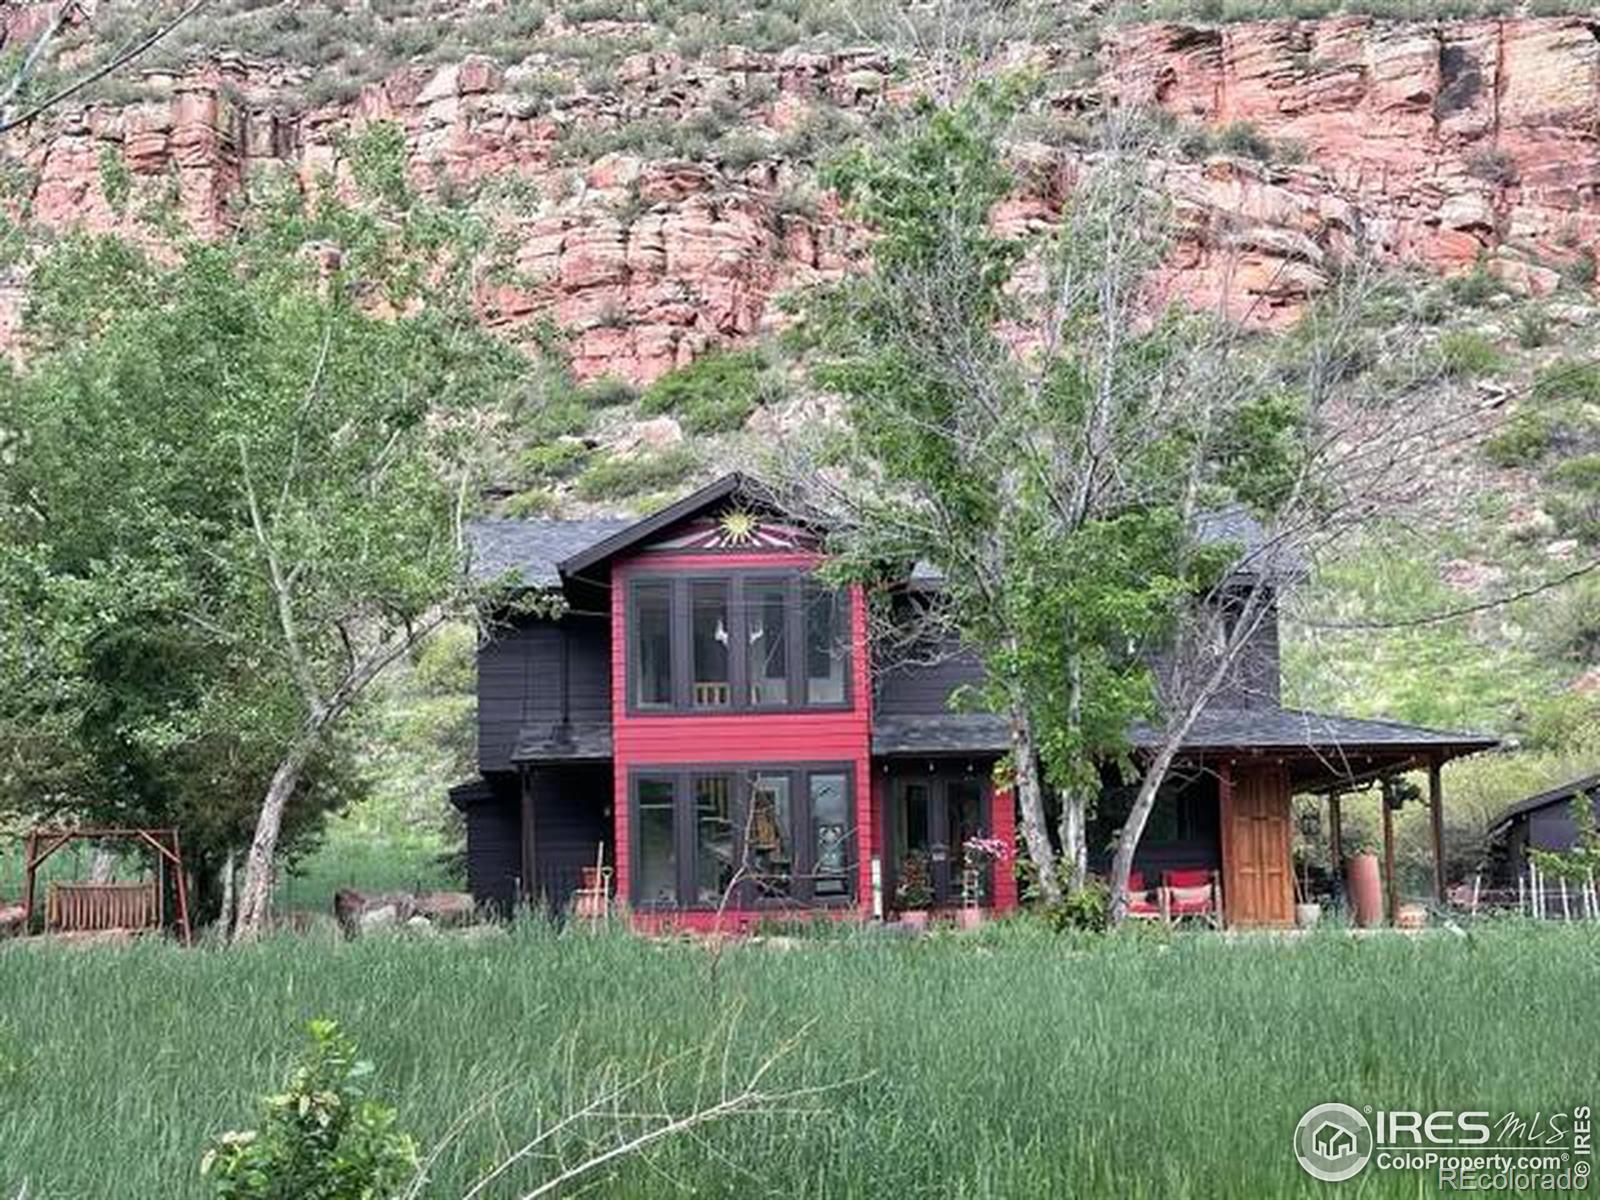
[895,850,934,927]
[1294,853,1321,929]
[958,835,1009,929]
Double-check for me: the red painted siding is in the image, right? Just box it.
[610,549,874,921]
[991,784,1019,912]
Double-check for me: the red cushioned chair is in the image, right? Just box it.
[1124,871,1168,921]
[1163,868,1221,928]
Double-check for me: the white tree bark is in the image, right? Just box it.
[1008,702,1059,905]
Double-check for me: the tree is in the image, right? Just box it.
[785,85,1448,915]
[0,167,525,937]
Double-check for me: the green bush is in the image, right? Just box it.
[1216,121,1273,161]
[1548,453,1600,542]
[524,397,589,441]
[1438,330,1503,379]
[577,376,638,407]
[1538,574,1600,663]
[575,446,699,500]
[1442,264,1498,308]
[519,440,591,484]
[1482,412,1553,467]
[639,348,773,434]
[1533,358,1600,404]
[504,487,559,517]
[1466,147,1518,186]
[1513,306,1550,349]
[1041,878,1110,933]
[200,1019,417,1200]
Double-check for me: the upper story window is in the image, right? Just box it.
[627,571,852,714]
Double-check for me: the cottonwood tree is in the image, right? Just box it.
[0,164,525,938]
[783,85,1457,913]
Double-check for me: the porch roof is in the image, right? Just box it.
[870,706,1496,763]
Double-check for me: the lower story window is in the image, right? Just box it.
[631,765,855,909]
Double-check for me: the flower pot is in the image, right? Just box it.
[1346,852,1383,928]
[956,907,984,930]
[1397,903,1428,930]
[898,909,930,930]
[1294,902,1322,929]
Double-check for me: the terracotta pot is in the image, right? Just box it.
[898,909,930,930]
[956,907,984,930]
[1347,853,1383,928]
[1397,903,1428,930]
[1294,902,1321,930]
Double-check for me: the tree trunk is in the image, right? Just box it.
[1107,738,1183,925]
[89,847,116,883]
[217,848,236,939]
[1057,788,1089,895]
[1009,704,1060,905]
[232,734,319,943]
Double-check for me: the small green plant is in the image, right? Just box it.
[342,121,411,209]
[894,850,934,909]
[1442,264,1498,307]
[1466,147,1518,187]
[520,440,591,485]
[1042,878,1110,933]
[1438,330,1503,379]
[200,1019,418,1200]
[575,446,699,500]
[1483,412,1552,467]
[639,348,774,434]
[578,376,638,408]
[98,146,133,214]
[1560,252,1597,291]
[1513,306,1549,349]
[504,487,559,517]
[1216,121,1274,161]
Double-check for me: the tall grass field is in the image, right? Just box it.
[1,922,1596,1198]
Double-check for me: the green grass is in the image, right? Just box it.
[2,923,1599,1198]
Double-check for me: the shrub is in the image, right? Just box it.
[1533,358,1600,404]
[1513,306,1550,349]
[1466,147,1518,187]
[524,397,589,441]
[1548,453,1600,542]
[1444,265,1500,308]
[1560,252,1597,291]
[200,1019,417,1200]
[1216,121,1274,161]
[520,440,591,484]
[1538,575,1600,663]
[1437,330,1503,378]
[1041,878,1110,933]
[504,487,559,517]
[1482,412,1552,467]
[639,348,774,434]
[575,446,699,500]
[578,376,638,407]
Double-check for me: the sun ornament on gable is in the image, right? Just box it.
[651,506,817,552]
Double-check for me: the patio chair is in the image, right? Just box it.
[1162,868,1221,928]
[1124,871,1168,922]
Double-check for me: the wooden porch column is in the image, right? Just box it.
[1328,791,1344,876]
[1428,756,1446,904]
[21,831,35,936]
[519,768,538,907]
[1381,785,1397,926]
[1218,759,1235,928]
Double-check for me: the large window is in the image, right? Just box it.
[630,766,855,908]
[627,573,851,713]
[634,582,674,709]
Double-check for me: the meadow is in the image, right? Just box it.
[2,921,1598,1198]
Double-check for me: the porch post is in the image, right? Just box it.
[1381,782,1397,926]
[1218,760,1234,929]
[520,767,538,908]
[1428,756,1446,905]
[1328,791,1344,874]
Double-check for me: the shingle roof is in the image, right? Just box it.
[1488,771,1600,834]
[871,707,1496,758]
[468,518,633,589]
[512,722,615,762]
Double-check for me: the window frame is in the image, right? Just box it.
[628,763,858,910]
[624,571,853,716]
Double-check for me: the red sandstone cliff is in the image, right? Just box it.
[2,12,1598,375]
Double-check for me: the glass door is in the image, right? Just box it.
[890,774,991,909]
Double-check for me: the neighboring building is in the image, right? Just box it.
[450,473,1494,929]
[1487,772,1600,879]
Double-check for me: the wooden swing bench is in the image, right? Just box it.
[45,880,161,934]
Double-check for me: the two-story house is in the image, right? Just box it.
[449,473,1494,928]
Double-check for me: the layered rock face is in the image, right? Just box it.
[1103,16,1600,320]
[3,13,1599,373]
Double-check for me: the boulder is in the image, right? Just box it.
[0,903,24,938]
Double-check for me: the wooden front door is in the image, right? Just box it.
[1221,763,1293,926]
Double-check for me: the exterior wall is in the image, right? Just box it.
[610,550,875,918]
[874,633,986,716]
[477,612,610,772]
[463,776,521,912]
[526,763,613,911]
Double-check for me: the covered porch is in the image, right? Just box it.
[1121,709,1497,927]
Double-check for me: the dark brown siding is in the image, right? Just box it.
[874,637,986,716]
[464,777,521,912]
[477,612,611,771]
[528,764,613,911]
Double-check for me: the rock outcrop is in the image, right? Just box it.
[2,14,1599,370]
[1102,16,1600,321]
